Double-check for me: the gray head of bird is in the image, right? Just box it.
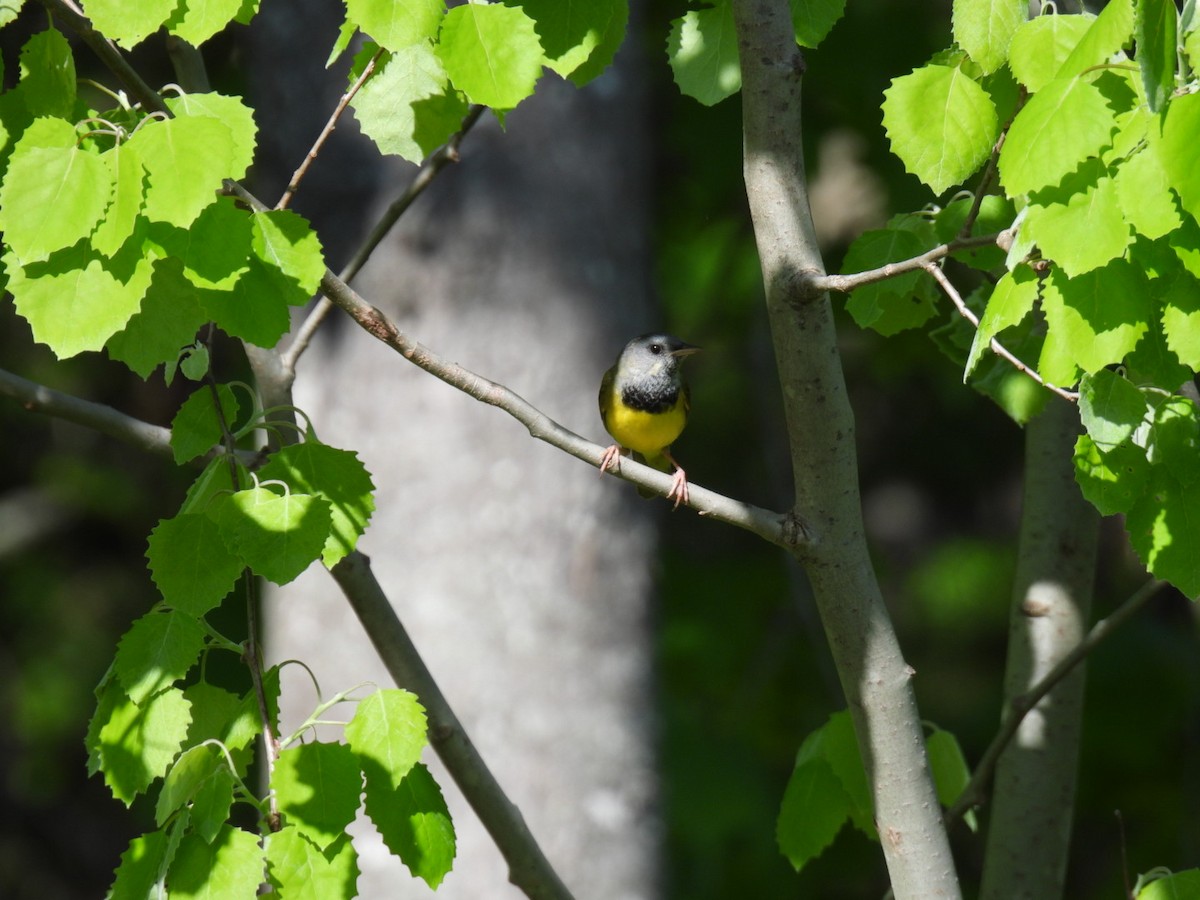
[617,333,700,381]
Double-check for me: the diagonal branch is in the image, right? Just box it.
[276,47,385,211]
[330,552,575,900]
[221,178,804,549]
[947,577,1164,828]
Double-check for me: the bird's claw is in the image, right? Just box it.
[599,444,623,476]
[666,468,689,510]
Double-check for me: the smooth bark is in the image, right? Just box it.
[732,1,962,896]
[981,398,1099,900]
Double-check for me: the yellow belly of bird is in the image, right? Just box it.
[605,398,687,461]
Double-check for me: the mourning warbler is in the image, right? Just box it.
[598,333,700,509]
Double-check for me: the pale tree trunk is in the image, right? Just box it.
[981,398,1099,899]
[247,4,662,898]
[732,0,962,896]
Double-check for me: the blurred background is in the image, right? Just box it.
[2,1,1198,898]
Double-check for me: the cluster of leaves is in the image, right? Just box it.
[839,0,1200,598]
[0,0,633,896]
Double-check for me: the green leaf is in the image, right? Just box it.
[882,64,998,194]
[167,0,247,46]
[1078,368,1150,449]
[953,0,1024,74]
[1160,92,1200,223]
[272,742,363,851]
[108,829,171,900]
[842,228,938,335]
[998,75,1115,196]
[1135,0,1177,112]
[926,726,972,816]
[346,0,443,51]
[345,689,427,790]
[1039,259,1150,377]
[250,209,326,302]
[819,711,873,836]
[1073,434,1149,515]
[1137,869,1200,900]
[152,198,252,290]
[436,3,544,110]
[667,5,741,107]
[128,115,236,228]
[171,383,241,465]
[115,610,208,705]
[776,756,849,872]
[1127,470,1200,598]
[1161,269,1200,369]
[567,0,628,85]
[168,826,263,899]
[518,0,622,77]
[257,441,376,567]
[165,93,257,179]
[1009,13,1094,92]
[350,42,469,164]
[198,260,293,348]
[364,763,455,889]
[97,687,192,805]
[83,0,178,48]
[92,142,147,257]
[1146,396,1200,484]
[6,249,152,358]
[1126,306,1191,389]
[965,266,1039,377]
[266,829,359,900]
[0,135,112,263]
[789,0,847,48]
[147,513,244,617]
[106,258,210,379]
[181,683,255,787]
[1023,159,1130,276]
[1056,0,1133,78]
[219,487,332,585]
[15,29,77,120]
[156,743,225,827]
[1116,145,1183,240]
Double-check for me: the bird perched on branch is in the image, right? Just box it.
[598,333,700,509]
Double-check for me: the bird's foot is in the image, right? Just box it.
[599,444,624,476]
[666,467,689,510]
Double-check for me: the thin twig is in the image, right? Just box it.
[946,578,1165,827]
[811,232,1002,294]
[277,47,385,211]
[281,104,488,373]
[923,262,1080,403]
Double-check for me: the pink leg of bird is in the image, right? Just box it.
[599,444,625,476]
[662,450,689,510]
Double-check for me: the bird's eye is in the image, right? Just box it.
[649,343,663,354]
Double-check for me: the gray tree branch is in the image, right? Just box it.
[731,1,962,896]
